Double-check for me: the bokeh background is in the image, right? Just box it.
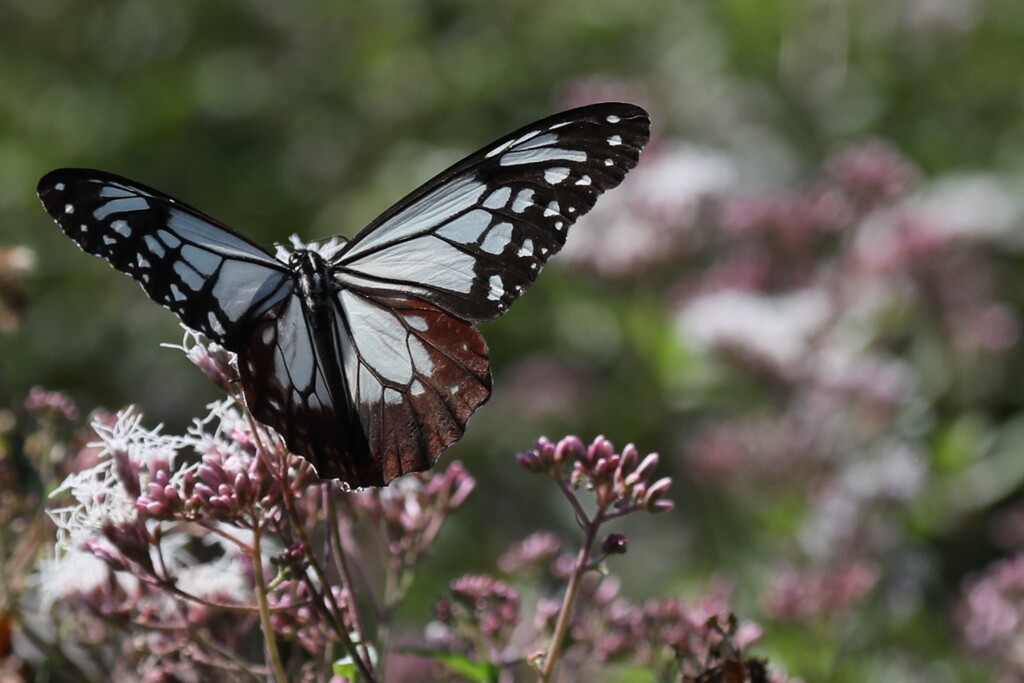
[3,0,1024,680]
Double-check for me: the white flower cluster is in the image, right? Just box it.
[40,396,260,609]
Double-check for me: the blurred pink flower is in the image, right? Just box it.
[676,287,829,375]
[764,562,879,622]
[825,139,918,211]
[957,553,1024,677]
[561,143,735,278]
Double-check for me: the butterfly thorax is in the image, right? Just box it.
[290,249,336,328]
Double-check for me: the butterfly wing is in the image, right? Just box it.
[239,292,379,485]
[335,290,490,484]
[238,287,489,486]
[38,103,650,487]
[332,102,651,321]
[37,169,293,350]
[322,103,650,482]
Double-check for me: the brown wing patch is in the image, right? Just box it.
[337,291,491,483]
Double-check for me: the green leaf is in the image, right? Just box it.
[401,648,501,683]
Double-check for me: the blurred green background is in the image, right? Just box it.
[3,0,1024,680]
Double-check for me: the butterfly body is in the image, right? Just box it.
[39,103,650,487]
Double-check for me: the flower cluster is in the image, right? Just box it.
[665,138,1022,643]
[432,574,521,658]
[12,353,799,683]
[957,554,1024,680]
[349,460,475,568]
[763,562,880,623]
[518,435,673,515]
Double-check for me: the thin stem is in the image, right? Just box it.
[195,519,257,554]
[252,522,289,683]
[279,471,376,681]
[137,574,279,614]
[538,506,605,682]
[556,479,592,529]
[240,395,377,681]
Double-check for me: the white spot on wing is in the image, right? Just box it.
[93,197,149,220]
[207,311,225,337]
[544,167,571,185]
[543,202,560,218]
[511,189,535,214]
[437,210,491,244]
[111,220,131,238]
[483,187,512,210]
[481,222,514,255]
[518,239,534,258]
[485,138,516,159]
[181,245,219,276]
[607,114,621,123]
[346,238,477,294]
[407,316,429,331]
[173,262,204,291]
[143,235,166,258]
[157,230,181,249]
[500,147,587,167]
[488,274,504,301]
[408,337,434,374]
[575,175,592,187]
[411,380,426,397]
[608,135,622,147]
[55,183,65,191]
[342,177,486,259]
[513,129,541,145]
[359,365,383,408]
[64,204,74,215]
[513,133,558,151]
[340,291,414,384]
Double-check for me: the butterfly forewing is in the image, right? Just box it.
[39,103,650,487]
[38,169,293,350]
[333,103,650,322]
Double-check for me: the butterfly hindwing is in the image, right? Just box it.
[333,103,651,322]
[37,169,293,350]
[336,291,491,483]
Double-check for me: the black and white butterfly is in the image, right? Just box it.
[38,103,650,487]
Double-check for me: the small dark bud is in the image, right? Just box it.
[601,532,628,556]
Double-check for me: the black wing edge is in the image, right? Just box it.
[37,167,280,263]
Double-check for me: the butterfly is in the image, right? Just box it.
[38,103,651,487]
